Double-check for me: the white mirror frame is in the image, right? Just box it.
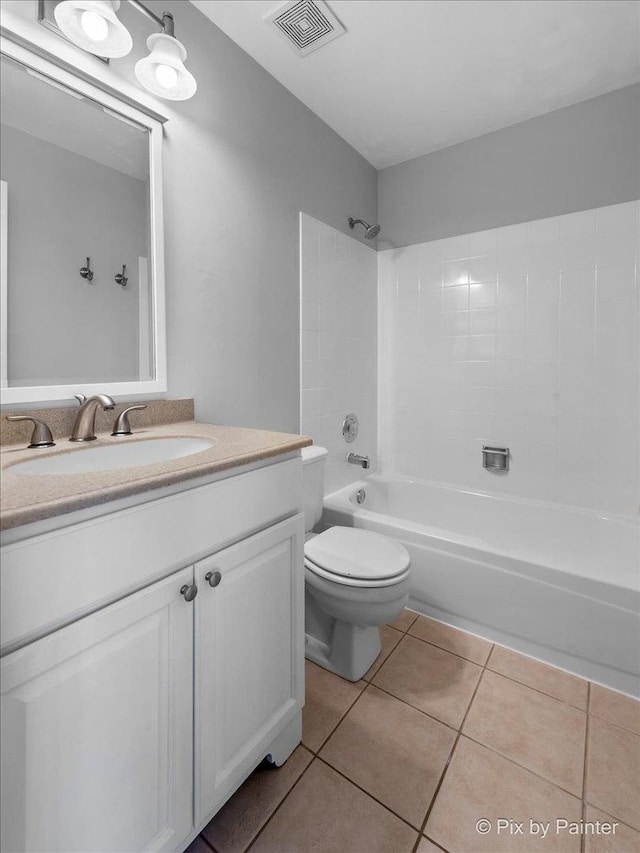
[0,36,167,406]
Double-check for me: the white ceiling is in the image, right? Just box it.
[191,0,640,169]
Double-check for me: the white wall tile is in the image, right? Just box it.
[527,266,560,303]
[596,264,636,301]
[378,201,639,518]
[444,284,469,312]
[301,300,319,331]
[443,311,470,336]
[498,332,527,360]
[469,229,497,257]
[560,208,597,242]
[497,274,527,306]
[440,234,470,261]
[469,281,497,309]
[527,216,559,246]
[470,308,497,334]
[443,259,469,286]
[561,268,596,304]
[497,222,528,253]
[469,335,496,361]
[468,255,497,284]
[300,214,377,494]
[497,305,526,333]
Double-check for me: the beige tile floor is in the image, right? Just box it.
[188,610,640,853]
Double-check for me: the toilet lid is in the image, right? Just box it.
[304,527,410,582]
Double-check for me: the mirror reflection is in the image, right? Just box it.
[0,54,153,388]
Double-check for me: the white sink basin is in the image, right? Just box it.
[10,437,214,475]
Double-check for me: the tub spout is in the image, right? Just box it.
[347,452,370,469]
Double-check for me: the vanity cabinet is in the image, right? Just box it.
[0,458,305,853]
[0,567,195,853]
[195,516,303,825]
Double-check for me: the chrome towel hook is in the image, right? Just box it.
[115,264,128,287]
[79,257,93,281]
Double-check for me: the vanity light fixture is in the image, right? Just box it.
[134,32,197,101]
[53,1,133,58]
[50,0,197,100]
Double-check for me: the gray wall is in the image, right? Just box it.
[1,124,146,385]
[378,84,640,248]
[1,0,377,431]
[154,0,377,432]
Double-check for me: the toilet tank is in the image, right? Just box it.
[301,446,328,532]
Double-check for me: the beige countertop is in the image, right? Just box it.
[0,421,312,531]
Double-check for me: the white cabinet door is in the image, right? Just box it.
[195,514,305,824]
[1,567,195,853]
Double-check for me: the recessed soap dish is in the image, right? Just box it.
[482,445,509,472]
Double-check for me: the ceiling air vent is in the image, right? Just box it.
[265,0,346,57]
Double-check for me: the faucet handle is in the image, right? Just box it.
[111,404,147,437]
[6,416,55,448]
[74,394,87,406]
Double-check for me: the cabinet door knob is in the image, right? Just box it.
[205,571,222,588]
[180,583,198,602]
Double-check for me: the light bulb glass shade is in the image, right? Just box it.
[155,64,178,89]
[54,0,133,58]
[135,33,197,101]
[80,9,108,41]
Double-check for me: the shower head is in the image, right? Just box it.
[348,217,381,240]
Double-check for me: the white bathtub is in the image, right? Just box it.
[322,475,640,696]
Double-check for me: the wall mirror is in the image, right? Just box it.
[0,38,166,405]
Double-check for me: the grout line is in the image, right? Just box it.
[410,644,495,853]
[404,626,492,668]
[389,612,420,635]
[405,618,592,712]
[483,665,589,711]
[365,679,460,737]
[302,672,368,756]
[198,833,217,853]
[583,682,591,800]
[362,627,403,682]
[422,835,449,853]
[581,683,591,853]
[316,754,420,834]
[458,648,494,733]
[587,708,640,738]
[243,756,317,853]
[412,617,638,716]
[459,730,584,801]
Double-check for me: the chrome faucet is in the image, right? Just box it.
[70,394,116,442]
[347,452,370,469]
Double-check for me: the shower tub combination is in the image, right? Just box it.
[323,475,640,696]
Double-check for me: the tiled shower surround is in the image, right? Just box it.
[300,214,377,494]
[379,201,639,517]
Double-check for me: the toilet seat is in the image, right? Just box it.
[304,527,410,588]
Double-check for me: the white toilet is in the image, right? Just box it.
[302,446,411,681]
